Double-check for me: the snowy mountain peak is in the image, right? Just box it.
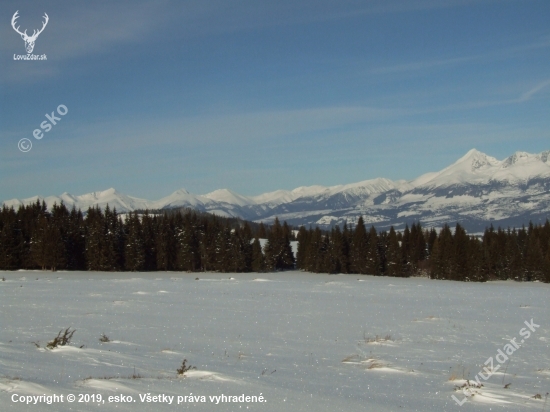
[502,151,536,168]
[80,187,120,201]
[103,187,118,195]
[453,148,499,172]
[3,148,550,232]
[204,189,254,207]
[410,149,496,188]
[171,188,191,195]
[250,189,295,206]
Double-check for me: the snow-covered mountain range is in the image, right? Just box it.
[4,149,550,232]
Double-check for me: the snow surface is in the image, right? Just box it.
[1,272,549,411]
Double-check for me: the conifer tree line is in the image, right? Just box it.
[296,216,550,282]
[1,202,549,282]
[0,202,294,272]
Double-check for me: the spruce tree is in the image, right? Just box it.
[543,240,550,283]
[0,207,22,270]
[305,227,322,272]
[452,223,468,281]
[177,213,201,271]
[365,226,381,275]
[258,222,267,239]
[141,212,157,271]
[350,217,368,274]
[214,227,233,272]
[467,235,487,282]
[324,226,343,274]
[30,214,49,270]
[281,222,295,269]
[429,225,453,280]
[525,234,544,281]
[233,224,253,272]
[65,207,86,270]
[156,215,176,271]
[410,222,426,270]
[340,224,351,273]
[251,237,266,272]
[401,225,412,276]
[385,226,401,277]
[100,206,121,271]
[45,224,66,271]
[427,228,437,257]
[85,207,102,270]
[264,218,294,271]
[429,237,443,279]
[315,234,329,273]
[296,226,309,270]
[437,224,453,280]
[125,212,145,271]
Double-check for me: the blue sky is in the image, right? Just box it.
[1,0,549,200]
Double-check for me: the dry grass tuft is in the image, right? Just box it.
[46,327,75,349]
[364,333,393,343]
[177,359,196,376]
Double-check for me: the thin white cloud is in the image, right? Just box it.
[370,56,477,74]
[448,78,550,107]
[0,0,507,84]
[0,105,406,166]
[518,79,550,102]
[371,37,550,75]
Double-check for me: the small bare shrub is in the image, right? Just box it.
[46,327,75,349]
[341,354,360,363]
[454,380,483,394]
[364,333,393,343]
[177,359,196,375]
[99,333,110,343]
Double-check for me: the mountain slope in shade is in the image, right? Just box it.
[3,149,550,232]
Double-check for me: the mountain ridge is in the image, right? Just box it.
[4,149,550,232]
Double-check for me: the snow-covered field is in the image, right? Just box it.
[1,272,549,411]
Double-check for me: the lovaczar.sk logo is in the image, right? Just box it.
[11,10,48,60]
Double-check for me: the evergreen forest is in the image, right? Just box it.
[1,202,549,283]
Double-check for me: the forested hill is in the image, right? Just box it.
[0,202,292,273]
[1,202,549,283]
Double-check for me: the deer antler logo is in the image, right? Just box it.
[11,10,49,54]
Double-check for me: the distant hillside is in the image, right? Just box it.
[4,149,550,232]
